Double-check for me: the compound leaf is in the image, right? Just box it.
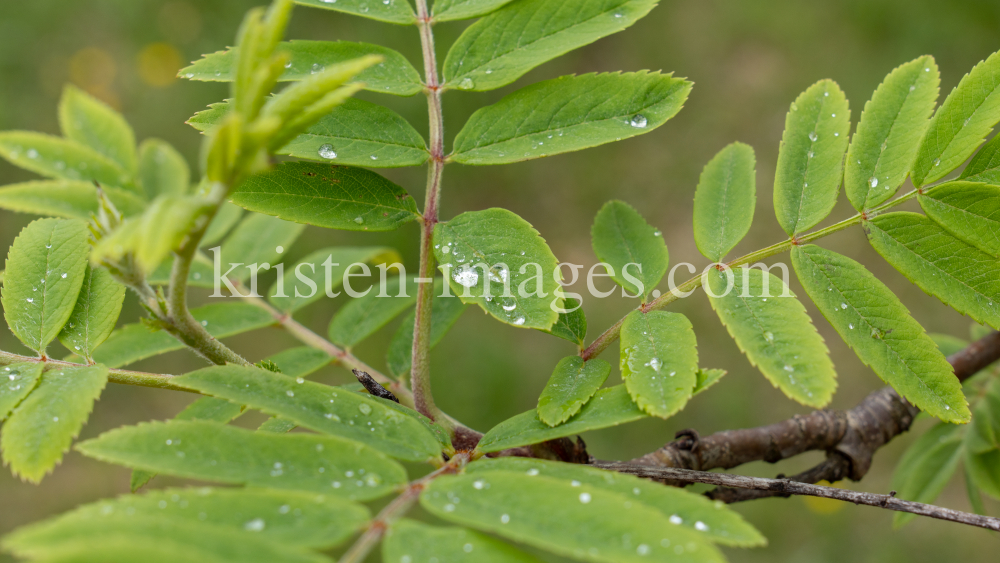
[232,162,419,231]
[706,267,836,407]
[443,0,657,91]
[0,363,45,422]
[294,0,416,25]
[890,422,964,528]
[791,244,969,423]
[591,200,668,299]
[537,357,611,427]
[773,80,851,236]
[328,277,417,348]
[1,365,108,482]
[0,131,134,191]
[919,181,1000,258]
[57,265,126,360]
[76,420,407,501]
[866,212,1000,329]
[432,0,517,21]
[693,142,757,262]
[619,310,698,419]
[386,282,466,377]
[2,218,90,355]
[451,72,691,165]
[434,208,561,330]
[845,56,939,210]
[138,139,190,197]
[0,180,145,219]
[912,50,1000,187]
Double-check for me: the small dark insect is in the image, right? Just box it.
[352,369,399,403]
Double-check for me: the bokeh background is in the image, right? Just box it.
[1,0,999,561]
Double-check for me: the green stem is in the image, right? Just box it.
[0,350,191,393]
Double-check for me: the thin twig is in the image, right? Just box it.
[0,349,190,392]
[590,461,1000,532]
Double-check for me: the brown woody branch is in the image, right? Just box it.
[589,462,1000,532]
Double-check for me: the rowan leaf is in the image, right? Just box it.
[232,162,419,231]
[328,277,417,348]
[92,302,275,368]
[2,218,90,354]
[138,139,190,197]
[791,244,969,423]
[0,132,134,191]
[467,458,767,547]
[386,282,466,377]
[269,246,400,313]
[384,519,544,563]
[960,133,1000,184]
[919,181,1000,258]
[706,267,836,407]
[182,40,422,95]
[773,80,851,236]
[422,471,726,563]
[619,310,698,419]
[451,72,691,165]
[866,212,1000,329]
[591,200,668,298]
[536,357,610,427]
[57,265,126,360]
[215,213,306,283]
[202,203,244,247]
[443,0,657,92]
[58,84,137,173]
[432,0,517,21]
[0,180,145,219]
[477,385,646,453]
[189,99,428,168]
[1,365,108,482]
[542,298,587,346]
[434,208,562,329]
[0,363,44,422]
[76,420,408,501]
[912,50,1000,187]
[891,422,964,528]
[294,0,416,25]
[175,365,443,462]
[693,142,757,262]
[845,56,939,210]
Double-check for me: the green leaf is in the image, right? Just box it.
[175,365,443,462]
[76,420,407,501]
[434,208,562,329]
[0,131,133,190]
[891,422,964,528]
[1,365,107,482]
[591,200,668,298]
[541,298,587,346]
[791,244,969,422]
[182,40,422,95]
[466,457,766,547]
[269,246,400,313]
[845,56,939,210]
[773,80,851,236]
[5,487,369,553]
[0,363,44,421]
[328,277,417,348]
[919,181,1000,258]
[477,385,646,453]
[866,212,1000,329]
[190,99,428,168]
[960,133,1000,184]
[965,464,988,515]
[451,72,691,165]
[693,368,726,396]
[432,0,517,21]
[693,142,757,262]
[0,180,145,219]
[57,265,125,360]
[232,162,419,231]
[2,218,90,354]
[422,471,726,563]
[258,417,299,434]
[138,139,190,197]
[929,333,970,357]
[619,310,698,418]
[267,346,334,378]
[386,281,467,377]
[706,267,836,407]
[966,448,1000,499]
[202,202,244,246]
[385,519,543,563]
[964,379,1000,454]
[92,303,275,368]
[216,213,306,283]
[537,357,610,427]
[912,51,1000,187]
[58,84,137,173]
[443,0,657,91]
[294,0,416,24]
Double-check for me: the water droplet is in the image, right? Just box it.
[502,303,517,312]
[279,504,291,514]
[452,264,479,288]
[831,113,836,117]
[459,77,474,90]
[637,544,650,555]
[526,469,539,476]
[579,493,592,504]
[909,84,916,91]
[645,357,661,372]
[849,323,855,329]
[201,320,208,327]
[286,390,295,397]
[869,177,878,188]
[318,144,337,159]
[463,543,474,553]
[783,365,795,373]
[840,303,848,309]
[370,155,378,160]
[244,518,266,532]
[834,132,840,137]
[184,73,195,79]
[807,151,814,158]
[311,63,325,74]
[934,158,941,167]
[26,298,33,303]
[764,331,774,343]
[945,405,951,410]
[27,148,39,159]
[284,61,292,69]
[444,503,455,512]
[473,480,485,490]
[500,514,510,523]
[513,316,525,326]
[808,131,818,142]
[353,216,364,225]
[358,403,372,415]
[791,102,798,111]
[52,416,59,422]
[695,521,709,532]
[614,12,624,17]
[630,114,648,128]
[669,515,682,524]
[964,117,972,127]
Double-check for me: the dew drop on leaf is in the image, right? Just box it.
[318,144,337,159]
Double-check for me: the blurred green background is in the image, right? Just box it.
[1,0,999,561]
